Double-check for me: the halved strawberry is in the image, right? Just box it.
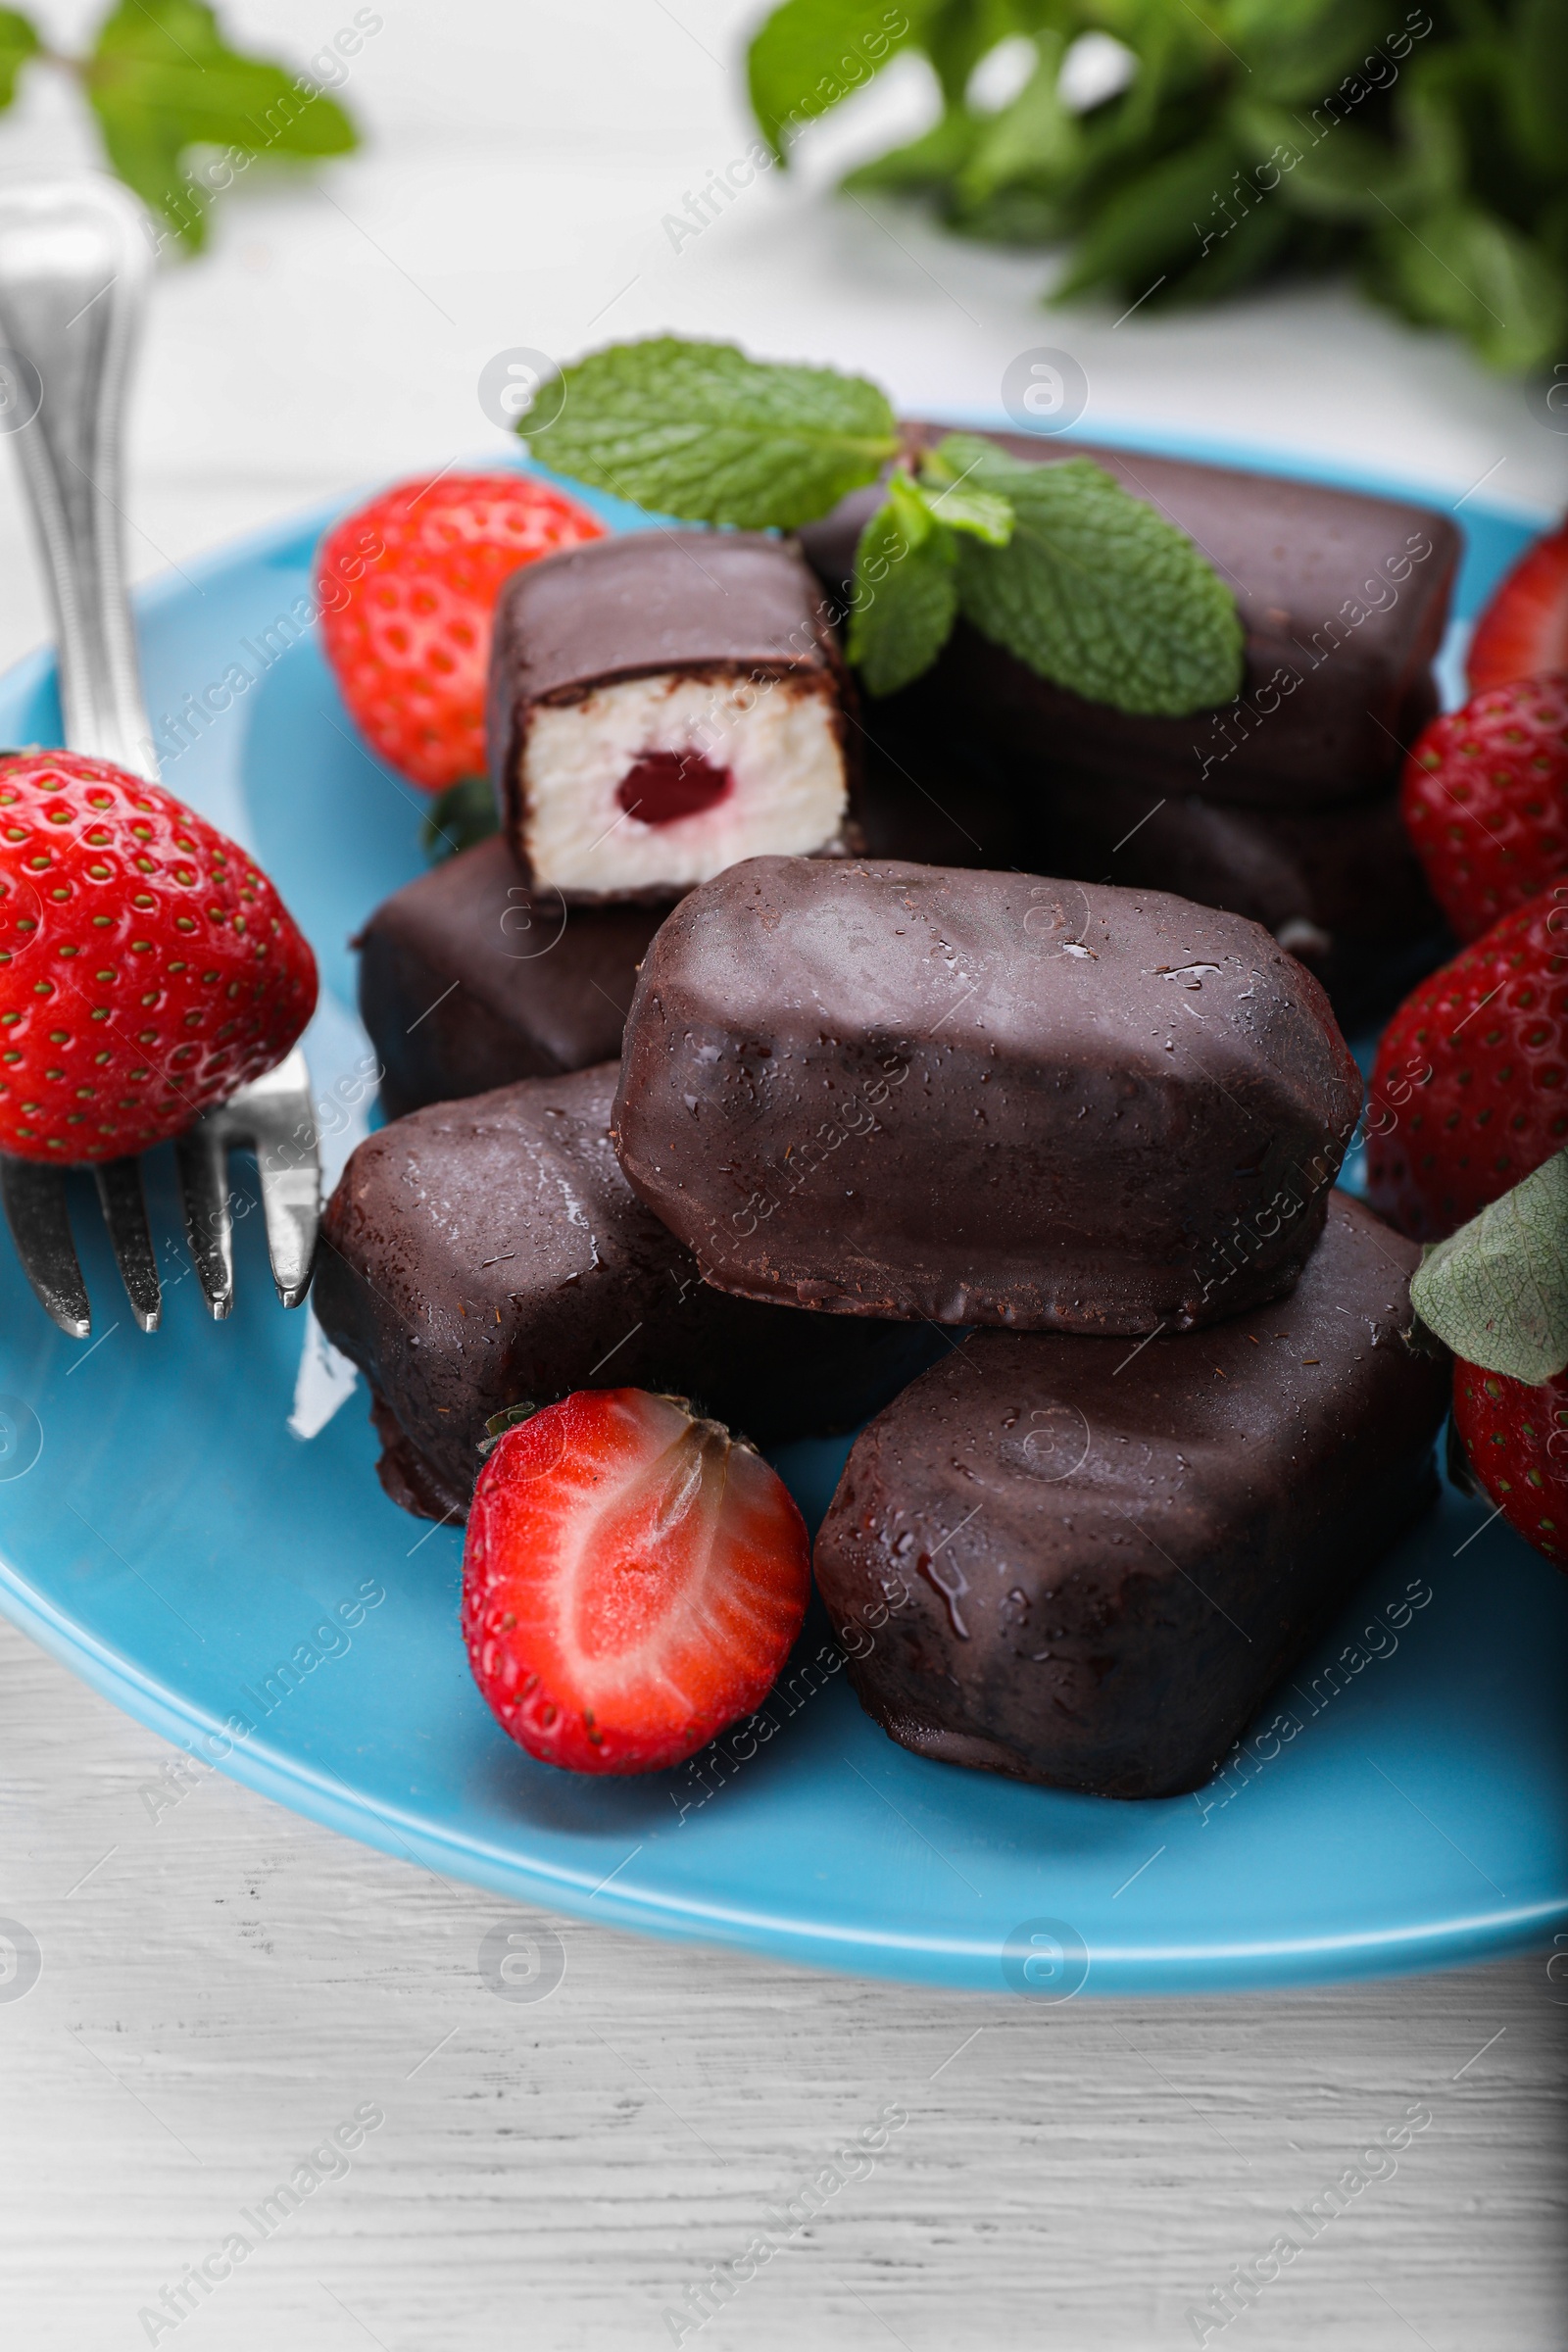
[1468,518,1568,693]
[463,1389,810,1775]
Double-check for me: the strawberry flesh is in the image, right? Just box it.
[1468,519,1568,693]
[463,1389,811,1775]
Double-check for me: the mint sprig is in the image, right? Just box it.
[523,336,1245,717]
[1412,1150,1568,1386]
[530,338,900,531]
[0,3,362,254]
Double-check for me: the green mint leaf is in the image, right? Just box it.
[847,473,957,698]
[527,337,900,530]
[1511,0,1568,173]
[422,776,499,863]
[1411,1151,1568,1386]
[748,0,926,163]
[87,0,358,252]
[1366,200,1568,375]
[912,460,1013,546]
[1050,135,1242,306]
[956,33,1081,210]
[938,433,1246,716]
[0,10,38,110]
[842,107,978,196]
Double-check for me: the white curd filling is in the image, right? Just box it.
[521,669,847,895]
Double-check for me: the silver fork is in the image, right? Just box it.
[0,175,319,1338]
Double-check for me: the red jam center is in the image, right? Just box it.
[615,750,733,827]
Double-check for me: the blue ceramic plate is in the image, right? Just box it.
[0,443,1563,1995]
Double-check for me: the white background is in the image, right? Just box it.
[0,4,1565,2347]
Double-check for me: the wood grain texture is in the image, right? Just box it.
[2,1621,1564,2351]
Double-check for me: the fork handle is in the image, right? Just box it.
[0,177,157,779]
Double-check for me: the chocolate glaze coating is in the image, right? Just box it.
[798,428,1457,812]
[1041,771,1450,1029]
[612,858,1363,1333]
[356,835,669,1121]
[313,1063,938,1521]
[486,531,858,897]
[807,670,1446,1025]
[814,1193,1449,1798]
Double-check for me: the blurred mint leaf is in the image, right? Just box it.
[525,337,900,529]
[956,32,1081,207]
[1232,103,1414,224]
[1228,0,1396,106]
[1366,199,1568,374]
[847,473,958,698]
[1412,1150,1568,1384]
[1050,133,1243,304]
[939,432,1246,715]
[844,108,980,196]
[748,0,930,162]
[422,775,499,863]
[0,10,38,110]
[86,0,358,253]
[1509,0,1568,175]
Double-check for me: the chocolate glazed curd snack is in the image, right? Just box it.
[813,1195,1450,1799]
[611,858,1363,1335]
[356,835,669,1119]
[313,1063,935,1522]
[485,530,858,902]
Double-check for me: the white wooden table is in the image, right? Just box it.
[0,6,1564,2346]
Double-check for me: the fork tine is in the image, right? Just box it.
[93,1153,161,1332]
[0,1156,91,1337]
[223,1047,320,1308]
[173,1119,234,1321]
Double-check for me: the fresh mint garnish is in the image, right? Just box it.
[848,472,959,698]
[522,336,1244,715]
[528,337,900,530]
[1412,1149,1568,1386]
[935,433,1246,715]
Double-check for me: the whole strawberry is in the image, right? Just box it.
[1452,1362,1568,1569]
[318,471,605,792]
[1468,517,1568,693]
[464,1389,810,1775]
[0,751,318,1163]
[1365,886,1568,1241]
[1400,675,1568,942]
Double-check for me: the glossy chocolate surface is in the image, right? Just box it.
[356,836,669,1120]
[314,1063,937,1520]
[486,531,857,894]
[1041,772,1449,1028]
[798,428,1458,811]
[788,666,1446,1024]
[612,858,1363,1334]
[814,1194,1449,1798]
